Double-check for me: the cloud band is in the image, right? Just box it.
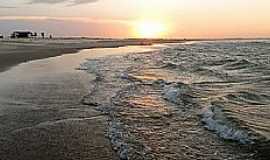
[29,0,99,5]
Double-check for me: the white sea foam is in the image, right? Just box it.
[162,83,191,105]
[161,81,253,144]
[200,105,253,144]
[163,85,182,104]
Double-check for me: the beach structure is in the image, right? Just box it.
[41,32,45,39]
[10,31,34,38]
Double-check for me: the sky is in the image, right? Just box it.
[0,0,270,38]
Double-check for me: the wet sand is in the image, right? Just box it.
[0,38,184,72]
[0,44,162,160]
[1,39,267,160]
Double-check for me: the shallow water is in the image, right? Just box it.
[1,41,268,159]
[81,41,267,159]
[0,44,164,160]
[161,40,270,144]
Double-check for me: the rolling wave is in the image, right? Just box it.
[162,40,270,148]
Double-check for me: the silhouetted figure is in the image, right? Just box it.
[49,34,53,39]
[32,32,37,39]
[41,32,45,39]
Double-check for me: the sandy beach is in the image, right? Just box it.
[0,41,164,160]
[2,0,270,159]
[0,38,183,72]
[0,39,269,160]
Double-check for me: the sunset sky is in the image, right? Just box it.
[1,0,270,38]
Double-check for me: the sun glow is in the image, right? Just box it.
[134,21,167,38]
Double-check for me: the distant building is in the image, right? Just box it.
[11,31,33,38]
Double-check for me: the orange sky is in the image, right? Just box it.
[0,0,270,38]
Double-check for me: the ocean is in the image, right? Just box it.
[165,41,270,143]
[81,40,270,159]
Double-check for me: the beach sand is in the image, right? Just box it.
[0,38,183,72]
[1,39,267,160]
[0,41,163,160]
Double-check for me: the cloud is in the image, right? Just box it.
[29,0,99,5]
[0,6,16,8]
[0,16,130,24]
[71,0,98,5]
[0,16,131,38]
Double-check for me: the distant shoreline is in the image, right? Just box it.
[1,37,269,73]
[0,38,185,73]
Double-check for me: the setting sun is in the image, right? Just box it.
[134,21,167,38]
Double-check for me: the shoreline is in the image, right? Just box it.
[0,38,185,73]
[1,39,268,159]
[0,45,161,160]
[79,46,257,159]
